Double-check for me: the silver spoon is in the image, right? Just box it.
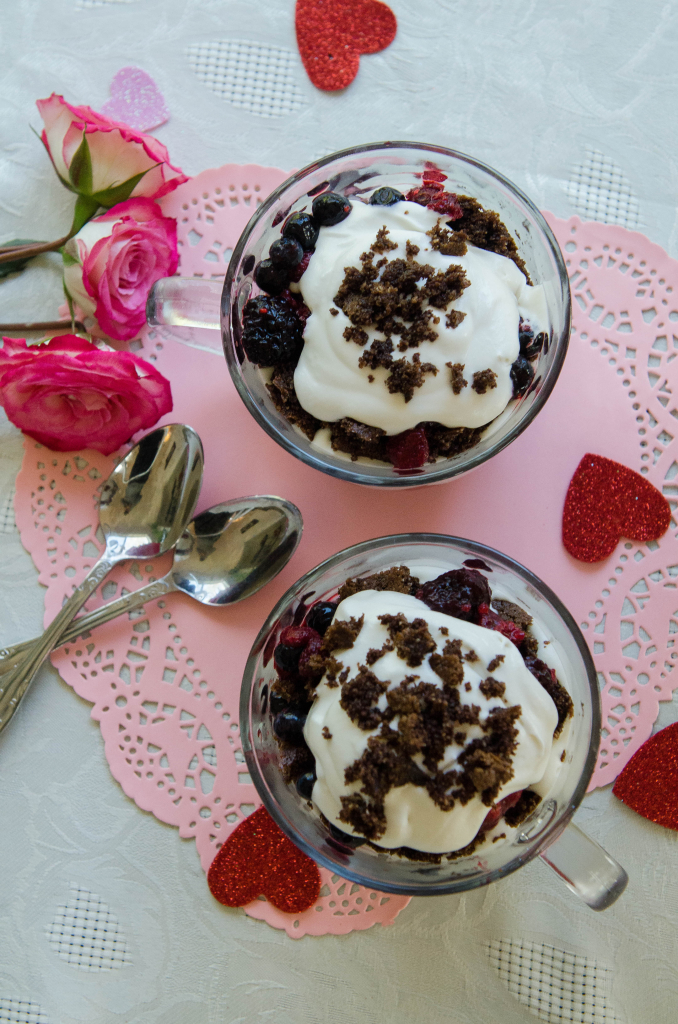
[0,423,204,733]
[0,496,302,672]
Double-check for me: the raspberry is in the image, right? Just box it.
[428,191,463,219]
[476,604,526,646]
[280,625,320,648]
[289,250,313,283]
[422,167,448,185]
[416,568,491,620]
[405,184,444,205]
[480,790,523,832]
[298,634,323,679]
[386,426,429,469]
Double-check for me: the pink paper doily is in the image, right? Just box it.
[13,165,678,937]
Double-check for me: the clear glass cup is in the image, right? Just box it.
[148,142,571,487]
[240,535,628,910]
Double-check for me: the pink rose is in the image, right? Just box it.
[63,198,179,341]
[36,93,187,205]
[0,335,173,455]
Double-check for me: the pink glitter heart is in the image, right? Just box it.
[101,66,169,132]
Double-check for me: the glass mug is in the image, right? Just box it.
[240,535,628,910]
[148,142,571,487]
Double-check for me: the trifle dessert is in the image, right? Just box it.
[241,167,549,471]
[267,561,573,861]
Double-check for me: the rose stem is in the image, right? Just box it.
[0,235,72,264]
[0,319,86,333]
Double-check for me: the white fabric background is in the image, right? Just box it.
[1,2,678,1022]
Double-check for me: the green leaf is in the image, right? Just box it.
[0,239,43,280]
[69,194,101,237]
[91,166,156,208]
[68,134,93,195]
[60,247,80,268]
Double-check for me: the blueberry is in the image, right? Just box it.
[510,355,535,398]
[254,258,288,296]
[242,296,304,366]
[282,211,319,251]
[312,191,352,226]
[305,601,338,636]
[273,708,307,744]
[269,237,304,268]
[327,822,367,847]
[274,642,302,675]
[520,330,546,360]
[269,689,288,714]
[369,186,404,206]
[296,771,316,799]
[416,568,491,621]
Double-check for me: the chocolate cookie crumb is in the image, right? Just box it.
[424,422,484,459]
[386,353,438,402]
[330,307,339,316]
[378,613,437,667]
[339,793,386,841]
[439,626,449,636]
[487,655,505,672]
[322,726,332,739]
[464,649,479,663]
[479,677,506,699]
[472,368,498,394]
[371,225,398,254]
[452,195,530,281]
[365,641,394,665]
[340,665,389,730]
[421,264,470,310]
[339,566,420,600]
[406,239,420,259]
[447,361,468,394]
[330,418,387,461]
[504,789,540,827]
[560,749,566,762]
[445,309,467,329]
[267,365,323,441]
[344,325,369,346]
[429,639,464,688]
[492,600,533,630]
[322,615,365,654]
[427,220,468,257]
[523,654,573,738]
[358,338,394,370]
[465,681,472,692]
[492,832,506,843]
[368,374,375,382]
[279,744,315,783]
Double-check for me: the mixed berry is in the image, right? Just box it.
[243,174,546,472]
[268,565,573,856]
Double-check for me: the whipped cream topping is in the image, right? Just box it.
[303,589,561,854]
[293,201,547,435]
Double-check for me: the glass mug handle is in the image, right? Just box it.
[539,821,628,911]
[147,277,222,330]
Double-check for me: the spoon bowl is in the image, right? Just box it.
[100,423,204,559]
[172,497,304,606]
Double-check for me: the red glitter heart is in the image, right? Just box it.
[207,806,321,914]
[296,0,397,92]
[562,453,671,562]
[613,723,678,830]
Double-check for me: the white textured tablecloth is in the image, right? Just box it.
[1,3,678,1022]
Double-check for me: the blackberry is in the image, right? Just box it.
[510,355,535,398]
[269,237,304,268]
[369,186,404,206]
[311,191,352,226]
[241,296,304,366]
[282,211,319,251]
[254,258,289,296]
[306,601,338,635]
[416,568,491,621]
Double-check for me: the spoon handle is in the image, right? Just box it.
[0,554,116,733]
[0,576,176,676]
